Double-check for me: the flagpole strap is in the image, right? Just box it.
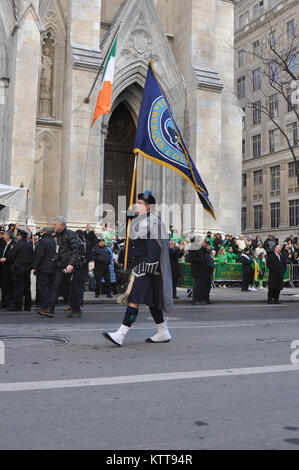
[124,155,138,271]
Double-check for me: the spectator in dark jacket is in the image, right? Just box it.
[39,217,81,318]
[264,235,276,252]
[240,248,253,292]
[84,224,97,247]
[33,227,56,311]
[6,229,33,311]
[189,239,215,305]
[169,241,184,299]
[0,230,15,308]
[93,238,112,298]
[266,245,286,304]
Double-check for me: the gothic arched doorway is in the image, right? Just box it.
[103,102,136,214]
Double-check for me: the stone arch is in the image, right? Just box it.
[101,81,146,202]
[33,130,60,223]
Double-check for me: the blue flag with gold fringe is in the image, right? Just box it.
[134,62,215,220]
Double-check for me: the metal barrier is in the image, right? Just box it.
[290,264,299,288]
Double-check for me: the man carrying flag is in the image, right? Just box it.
[91,36,118,127]
[102,190,173,347]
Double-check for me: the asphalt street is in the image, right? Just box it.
[0,302,299,450]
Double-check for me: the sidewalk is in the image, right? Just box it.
[82,287,299,305]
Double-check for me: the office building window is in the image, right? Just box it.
[287,19,295,40]
[253,134,262,157]
[288,50,298,75]
[238,76,246,98]
[254,205,263,230]
[254,169,263,188]
[238,50,245,67]
[289,161,296,178]
[253,1,264,17]
[239,11,250,28]
[287,122,298,147]
[253,40,261,57]
[270,165,280,190]
[287,87,298,112]
[270,30,276,48]
[242,207,247,231]
[269,61,279,84]
[270,0,281,7]
[271,202,280,228]
[269,93,279,117]
[253,100,261,124]
[269,128,279,153]
[253,68,262,91]
[242,139,246,159]
[289,161,299,186]
[289,199,299,226]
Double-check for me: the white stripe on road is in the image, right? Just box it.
[54,323,256,332]
[1,364,299,393]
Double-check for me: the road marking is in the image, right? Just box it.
[53,323,256,332]
[1,364,299,392]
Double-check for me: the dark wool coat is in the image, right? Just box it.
[266,252,286,290]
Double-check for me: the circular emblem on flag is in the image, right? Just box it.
[148,97,187,169]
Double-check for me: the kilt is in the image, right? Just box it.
[128,273,162,308]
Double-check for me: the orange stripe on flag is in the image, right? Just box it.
[91,81,113,127]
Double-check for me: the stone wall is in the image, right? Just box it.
[0,0,242,235]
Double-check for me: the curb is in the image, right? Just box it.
[82,299,299,305]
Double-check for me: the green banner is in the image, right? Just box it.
[177,263,291,288]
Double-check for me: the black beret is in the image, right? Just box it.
[138,190,156,205]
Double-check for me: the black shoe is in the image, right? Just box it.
[192,302,200,305]
[206,300,214,304]
[7,307,21,312]
[268,300,274,304]
[95,294,100,298]
[67,311,82,318]
[24,307,31,312]
[274,301,281,304]
[107,295,113,298]
[38,309,54,318]
[200,302,207,305]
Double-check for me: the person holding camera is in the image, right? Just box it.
[38,217,81,318]
[93,238,112,298]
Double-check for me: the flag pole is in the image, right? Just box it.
[84,23,122,104]
[124,154,138,270]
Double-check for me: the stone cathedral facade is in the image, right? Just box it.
[0,0,242,235]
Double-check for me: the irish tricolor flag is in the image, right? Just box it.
[91,36,118,127]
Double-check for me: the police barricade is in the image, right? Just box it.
[177,263,291,288]
[291,264,299,288]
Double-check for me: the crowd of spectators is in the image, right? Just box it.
[1,220,298,313]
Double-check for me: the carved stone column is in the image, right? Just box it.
[7,0,43,223]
